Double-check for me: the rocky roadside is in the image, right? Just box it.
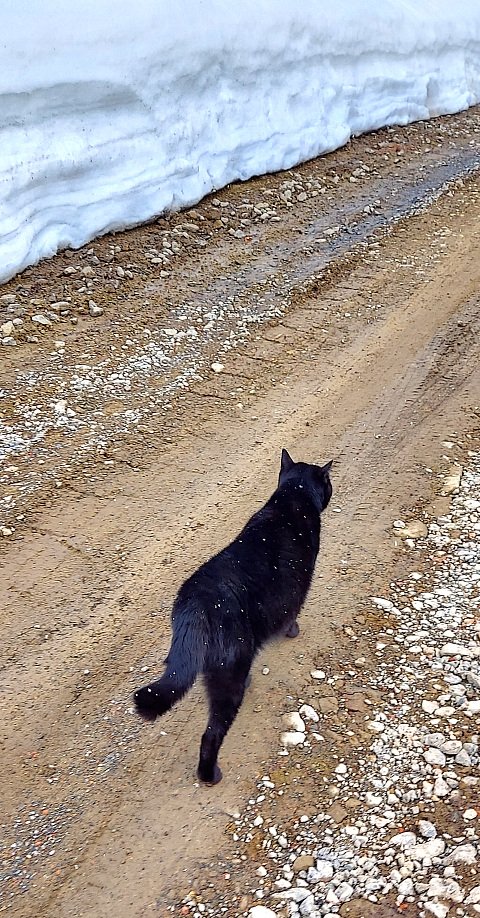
[175,436,480,918]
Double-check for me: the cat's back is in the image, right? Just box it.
[177,482,319,604]
[241,484,320,551]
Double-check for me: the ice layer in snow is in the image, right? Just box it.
[1,0,480,282]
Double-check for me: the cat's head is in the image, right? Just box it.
[278,448,333,511]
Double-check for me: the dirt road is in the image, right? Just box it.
[1,109,480,916]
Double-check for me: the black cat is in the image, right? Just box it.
[134,449,333,784]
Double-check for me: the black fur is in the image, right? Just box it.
[134,449,332,784]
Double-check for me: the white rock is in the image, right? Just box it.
[463,808,477,820]
[440,740,462,755]
[335,883,354,902]
[427,877,464,902]
[371,597,394,611]
[299,894,316,916]
[418,820,437,839]
[54,399,67,415]
[32,313,52,326]
[410,838,445,861]
[314,860,334,881]
[425,733,446,748]
[282,712,306,733]
[434,776,450,797]
[398,878,414,896]
[446,844,477,865]
[211,362,224,373]
[280,731,304,747]
[424,748,446,767]
[422,700,439,714]
[466,888,480,905]
[249,908,277,918]
[335,763,348,774]
[299,704,319,723]
[365,792,382,806]
[440,642,473,657]
[390,831,416,849]
[310,670,326,680]
[275,878,291,890]
[467,700,480,715]
[467,672,480,690]
[424,903,449,918]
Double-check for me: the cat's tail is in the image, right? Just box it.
[134,611,205,722]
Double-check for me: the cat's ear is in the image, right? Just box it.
[281,448,294,474]
[321,459,333,475]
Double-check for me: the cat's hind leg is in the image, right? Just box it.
[197,661,250,785]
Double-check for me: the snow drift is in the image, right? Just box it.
[1,0,480,283]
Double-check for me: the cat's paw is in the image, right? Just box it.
[134,687,159,722]
[197,762,223,785]
[285,620,300,638]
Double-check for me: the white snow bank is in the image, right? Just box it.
[1,0,480,283]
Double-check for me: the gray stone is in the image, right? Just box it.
[31,313,51,326]
[424,733,446,749]
[439,740,462,755]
